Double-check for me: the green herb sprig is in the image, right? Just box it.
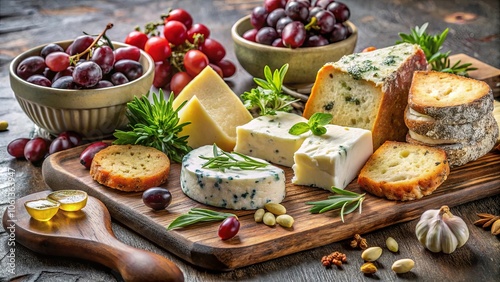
[167,208,236,230]
[396,23,476,76]
[306,187,365,223]
[113,89,192,163]
[200,144,268,172]
[241,64,299,116]
[289,112,333,136]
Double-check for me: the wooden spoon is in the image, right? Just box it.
[2,191,184,282]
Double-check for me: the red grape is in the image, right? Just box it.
[266,8,286,28]
[276,17,293,35]
[163,20,188,46]
[306,34,330,47]
[218,216,240,240]
[125,31,149,50]
[153,61,172,88]
[40,43,64,58]
[92,46,115,74]
[183,50,209,77]
[17,56,46,80]
[282,21,306,48]
[58,131,82,146]
[79,141,109,169]
[251,6,268,29]
[45,51,70,72]
[199,38,226,63]
[73,61,102,87]
[142,187,172,210]
[114,59,143,81]
[24,137,49,163]
[187,23,210,43]
[170,71,192,95]
[110,72,129,85]
[243,29,258,42]
[327,1,350,23]
[70,35,94,55]
[165,9,193,29]
[264,0,286,12]
[144,36,171,62]
[49,136,73,155]
[285,1,309,21]
[216,59,236,78]
[94,80,114,88]
[256,27,279,45]
[330,23,348,42]
[314,10,336,34]
[27,75,52,87]
[315,0,335,9]
[52,76,76,89]
[7,138,30,158]
[52,66,74,82]
[114,46,141,62]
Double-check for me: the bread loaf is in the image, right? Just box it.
[357,141,450,201]
[303,43,428,149]
[90,145,171,192]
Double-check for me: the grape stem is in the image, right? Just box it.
[305,17,319,31]
[70,23,114,64]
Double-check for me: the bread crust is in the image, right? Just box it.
[357,141,449,201]
[90,144,171,192]
[408,71,493,124]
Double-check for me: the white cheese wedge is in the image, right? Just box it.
[180,145,286,210]
[173,67,253,151]
[234,112,310,167]
[292,125,373,190]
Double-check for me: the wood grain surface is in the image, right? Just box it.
[41,144,500,270]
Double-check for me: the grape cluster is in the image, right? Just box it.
[246,0,352,48]
[16,27,144,89]
[124,8,236,95]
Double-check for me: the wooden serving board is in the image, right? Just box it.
[41,145,500,271]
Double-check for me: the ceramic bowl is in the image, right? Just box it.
[9,40,154,140]
[231,15,358,86]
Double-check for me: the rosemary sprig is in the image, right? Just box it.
[396,23,476,76]
[167,208,236,230]
[289,112,333,136]
[306,187,365,223]
[200,144,268,172]
[113,89,192,163]
[241,64,299,116]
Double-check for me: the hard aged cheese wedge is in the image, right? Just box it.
[180,145,286,210]
[234,112,311,167]
[303,43,428,150]
[173,66,253,151]
[292,124,373,190]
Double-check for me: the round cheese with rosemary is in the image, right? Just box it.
[180,145,286,210]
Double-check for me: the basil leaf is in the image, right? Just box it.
[289,122,310,135]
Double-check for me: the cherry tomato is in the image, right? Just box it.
[199,38,226,63]
[187,23,210,43]
[170,71,192,96]
[183,50,209,77]
[153,61,173,89]
[163,20,188,46]
[165,9,193,29]
[144,36,172,62]
[216,59,236,78]
[125,31,149,50]
[218,216,240,240]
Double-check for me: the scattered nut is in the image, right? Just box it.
[361,247,382,262]
[350,233,368,249]
[321,251,347,268]
[264,202,286,215]
[392,258,415,274]
[386,237,399,252]
[263,211,276,226]
[360,262,377,274]
[276,214,294,228]
[254,208,265,223]
[492,219,500,236]
[0,120,8,131]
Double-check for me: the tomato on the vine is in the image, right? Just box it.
[165,9,193,29]
[183,50,209,77]
[144,36,172,62]
[170,71,192,95]
[199,38,226,63]
[187,23,210,43]
[125,31,149,50]
[163,20,188,46]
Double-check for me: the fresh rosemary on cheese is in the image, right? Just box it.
[200,144,268,172]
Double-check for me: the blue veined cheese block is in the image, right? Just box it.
[180,145,286,210]
[292,124,373,190]
[234,112,311,167]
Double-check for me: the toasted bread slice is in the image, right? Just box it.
[90,145,171,192]
[405,108,496,143]
[408,71,493,124]
[357,141,449,201]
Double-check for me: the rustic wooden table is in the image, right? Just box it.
[0,0,499,281]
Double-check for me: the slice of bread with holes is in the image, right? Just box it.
[90,144,171,192]
[303,43,428,150]
[357,141,450,201]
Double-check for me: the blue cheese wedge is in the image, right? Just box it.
[292,125,373,190]
[180,145,286,210]
[234,112,310,167]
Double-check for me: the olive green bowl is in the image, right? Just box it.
[9,40,154,140]
[231,15,358,85]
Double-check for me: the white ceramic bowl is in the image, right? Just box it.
[9,40,154,140]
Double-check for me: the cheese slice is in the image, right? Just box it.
[234,112,310,167]
[173,66,253,151]
[180,145,286,210]
[292,125,373,190]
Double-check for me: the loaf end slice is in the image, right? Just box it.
[357,141,450,201]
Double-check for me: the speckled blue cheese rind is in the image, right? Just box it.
[234,112,311,167]
[180,145,286,210]
[292,124,373,190]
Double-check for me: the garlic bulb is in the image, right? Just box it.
[415,205,469,254]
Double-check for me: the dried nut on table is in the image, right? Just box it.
[361,247,383,262]
[474,213,500,236]
[360,262,377,274]
[321,251,347,268]
[391,259,415,274]
[350,233,368,250]
[0,120,8,131]
[385,237,399,253]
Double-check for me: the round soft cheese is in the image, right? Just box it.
[180,145,286,210]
